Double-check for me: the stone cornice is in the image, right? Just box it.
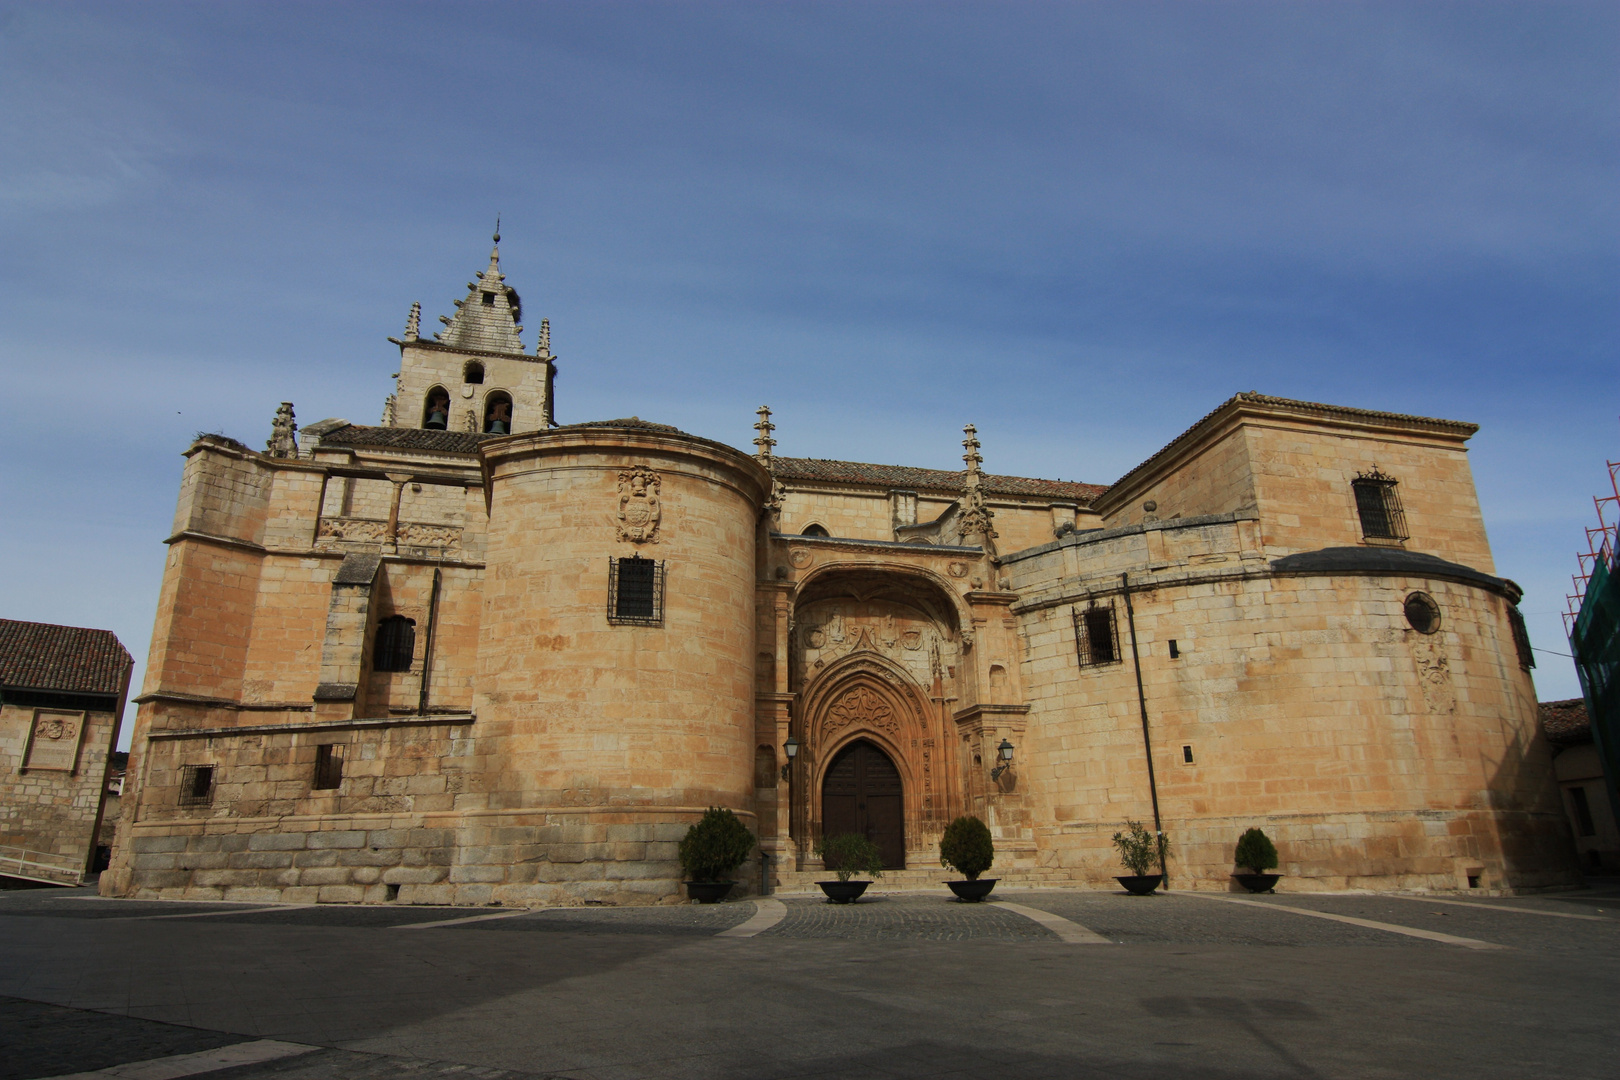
[390,336,551,365]
[770,532,982,557]
[145,713,476,740]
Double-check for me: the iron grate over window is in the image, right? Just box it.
[1352,468,1409,542]
[373,616,416,673]
[1507,606,1536,670]
[1072,603,1122,668]
[178,764,215,807]
[608,556,666,626]
[313,744,343,790]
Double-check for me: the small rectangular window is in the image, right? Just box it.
[178,764,214,807]
[481,291,496,306]
[1182,744,1195,764]
[608,556,665,626]
[1352,470,1408,542]
[1570,786,1597,837]
[1072,603,1121,668]
[313,744,343,790]
[1507,607,1535,670]
[1168,639,1180,659]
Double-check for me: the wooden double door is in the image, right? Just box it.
[821,740,905,869]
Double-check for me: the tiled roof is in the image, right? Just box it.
[319,425,493,454]
[1540,698,1591,748]
[773,457,1106,502]
[556,418,687,435]
[0,619,132,696]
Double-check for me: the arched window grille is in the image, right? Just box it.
[373,615,416,672]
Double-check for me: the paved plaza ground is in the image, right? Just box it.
[2,881,1617,1079]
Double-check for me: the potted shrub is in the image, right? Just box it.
[678,807,755,903]
[939,815,998,901]
[1112,819,1168,895]
[815,832,884,903]
[1232,827,1281,893]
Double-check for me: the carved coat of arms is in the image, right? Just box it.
[616,466,662,543]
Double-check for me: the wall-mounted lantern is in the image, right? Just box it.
[989,738,1015,781]
[781,735,799,781]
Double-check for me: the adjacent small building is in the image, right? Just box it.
[0,619,132,885]
[1542,698,1619,872]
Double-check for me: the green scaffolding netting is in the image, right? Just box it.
[1572,553,1620,826]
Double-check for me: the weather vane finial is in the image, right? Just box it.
[493,213,501,245]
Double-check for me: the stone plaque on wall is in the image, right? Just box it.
[23,710,86,773]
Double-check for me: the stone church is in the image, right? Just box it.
[104,237,1578,904]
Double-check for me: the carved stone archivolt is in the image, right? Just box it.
[616,466,662,543]
[793,597,956,692]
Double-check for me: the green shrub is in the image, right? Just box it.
[678,807,755,882]
[815,833,884,882]
[1234,827,1279,872]
[938,815,995,880]
[1112,819,1169,877]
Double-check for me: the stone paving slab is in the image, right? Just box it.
[0,996,245,1080]
[1009,889,1435,947]
[1238,893,1620,957]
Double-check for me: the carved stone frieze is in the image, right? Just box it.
[823,685,899,735]
[318,518,388,543]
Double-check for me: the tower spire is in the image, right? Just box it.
[432,231,525,354]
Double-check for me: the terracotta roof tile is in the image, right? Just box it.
[319,425,493,454]
[1540,698,1591,748]
[0,619,132,696]
[773,457,1105,502]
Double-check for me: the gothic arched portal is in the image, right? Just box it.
[821,739,906,869]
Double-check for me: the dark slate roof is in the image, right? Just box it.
[1540,698,1591,748]
[1270,547,1513,596]
[0,619,132,696]
[319,425,494,454]
[773,457,1106,502]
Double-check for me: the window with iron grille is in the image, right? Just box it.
[1507,606,1536,670]
[1352,469,1408,542]
[1072,603,1122,668]
[313,744,343,790]
[178,764,214,807]
[608,556,665,626]
[373,615,416,672]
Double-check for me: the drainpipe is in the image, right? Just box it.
[417,567,442,716]
[1121,571,1167,886]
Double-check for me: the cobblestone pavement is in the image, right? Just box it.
[763,893,1054,940]
[2,883,1617,1079]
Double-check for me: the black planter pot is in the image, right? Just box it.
[818,880,871,904]
[684,880,735,904]
[1233,873,1281,894]
[945,878,998,902]
[1116,874,1163,895]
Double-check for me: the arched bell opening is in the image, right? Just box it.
[422,386,451,430]
[483,390,514,435]
[819,738,906,869]
[463,361,485,385]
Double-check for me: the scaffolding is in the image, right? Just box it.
[1568,455,1620,836]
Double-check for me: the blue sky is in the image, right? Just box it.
[0,1,1613,740]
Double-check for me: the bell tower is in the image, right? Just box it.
[386,229,557,435]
